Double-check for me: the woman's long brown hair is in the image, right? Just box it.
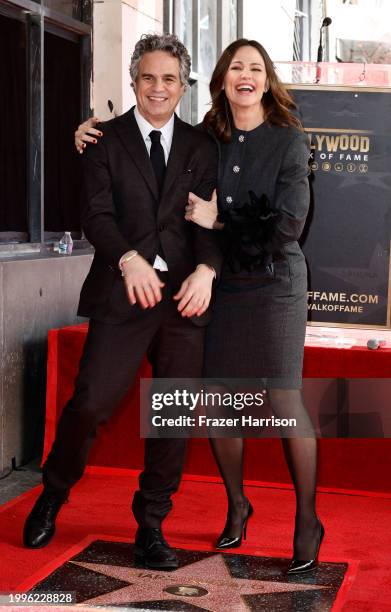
[203,38,302,142]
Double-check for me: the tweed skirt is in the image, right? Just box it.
[203,260,307,389]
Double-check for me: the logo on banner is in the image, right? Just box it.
[306,128,373,173]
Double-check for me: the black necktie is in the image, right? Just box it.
[149,130,166,195]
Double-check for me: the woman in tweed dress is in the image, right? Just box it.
[185,39,323,575]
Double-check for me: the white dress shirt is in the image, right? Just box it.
[133,106,174,271]
[134,105,174,164]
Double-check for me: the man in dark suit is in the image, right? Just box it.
[23,33,221,570]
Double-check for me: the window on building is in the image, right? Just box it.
[44,29,83,239]
[0,11,28,243]
[168,0,242,125]
[31,0,91,23]
[0,0,91,251]
[293,0,311,61]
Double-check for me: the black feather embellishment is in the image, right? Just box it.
[218,191,280,273]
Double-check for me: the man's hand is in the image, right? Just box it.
[75,117,103,154]
[185,189,218,229]
[122,255,165,309]
[173,264,215,317]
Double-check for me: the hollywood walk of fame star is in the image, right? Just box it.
[334,170,391,191]
[70,554,330,611]
[318,242,389,295]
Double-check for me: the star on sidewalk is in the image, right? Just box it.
[71,554,330,611]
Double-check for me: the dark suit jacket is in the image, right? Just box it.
[78,107,222,324]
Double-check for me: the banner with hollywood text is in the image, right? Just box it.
[290,86,391,328]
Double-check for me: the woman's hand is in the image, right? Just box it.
[75,117,102,154]
[173,264,215,317]
[185,189,219,229]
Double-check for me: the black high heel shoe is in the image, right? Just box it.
[287,519,325,575]
[216,499,254,550]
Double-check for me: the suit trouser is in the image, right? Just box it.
[42,289,204,528]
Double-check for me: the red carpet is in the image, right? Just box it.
[9,325,389,608]
[1,470,391,611]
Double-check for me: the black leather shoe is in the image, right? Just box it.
[287,520,325,575]
[23,490,68,549]
[134,528,178,570]
[216,499,254,550]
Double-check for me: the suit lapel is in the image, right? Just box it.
[113,108,159,201]
[160,115,190,203]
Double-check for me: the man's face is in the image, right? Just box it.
[133,50,185,126]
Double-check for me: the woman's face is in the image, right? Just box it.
[223,45,268,112]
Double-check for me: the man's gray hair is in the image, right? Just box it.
[129,33,191,85]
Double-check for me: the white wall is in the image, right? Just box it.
[93,0,123,118]
[122,0,163,113]
[92,0,163,120]
[242,0,296,61]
